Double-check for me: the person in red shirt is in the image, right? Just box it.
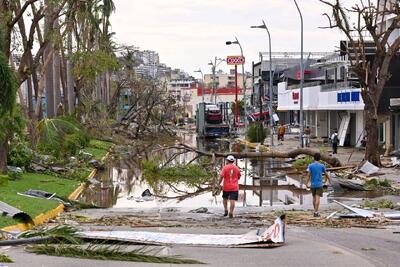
[219,155,241,218]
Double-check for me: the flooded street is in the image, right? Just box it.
[80,132,387,209]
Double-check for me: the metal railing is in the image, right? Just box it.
[286,80,361,91]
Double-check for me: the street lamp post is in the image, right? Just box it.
[208,57,225,104]
[294,0,304,148]
[251,20,274,147]
[226,38,248,133]
[194,69,204,102]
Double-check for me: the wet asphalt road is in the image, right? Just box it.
[2,220,399,267]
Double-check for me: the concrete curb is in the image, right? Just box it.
[1,151,111,233]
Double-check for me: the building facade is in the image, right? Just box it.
[275,52,367,147]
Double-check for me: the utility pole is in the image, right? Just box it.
[294,0,304,148]
[251,20,274,147]
[209,57,225,104]
[234,64,239,128]
[259,79,264,144]
[212,58,216,103]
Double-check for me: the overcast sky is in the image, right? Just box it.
[111,0,347,77]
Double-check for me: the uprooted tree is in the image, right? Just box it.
[140,143,342,201]
[320,0,400,166]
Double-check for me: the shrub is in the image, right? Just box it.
[362,199,394,209]
[365,178,391,190]
[37,117,90,158]
[247,123,268,143]
[293,156,314,168]
[8,140,33,169]
[7,170,22,180]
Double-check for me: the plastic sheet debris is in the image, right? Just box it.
[17,189,70,206]
[141,189,152,197]
[79,215,286,248]
[391,157,400,167]
[127,189,154,202]
[333,200,400,219]
[336,179,367,191]
[359,161,379,175]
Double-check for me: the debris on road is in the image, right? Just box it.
[0,201,32,223]
[26,244,202,264]
[359,160,379,175]
[79,215,286,248]
[189,207,208,213]
[11,226,202,264]
[333,200,400,219]
[336,178,368,191]
[57,214,158,228]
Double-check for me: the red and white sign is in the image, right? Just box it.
[292,91,299,104]
[296,69,312,80]
[226,55,245,65]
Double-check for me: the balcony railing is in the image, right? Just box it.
[286,80,361,91]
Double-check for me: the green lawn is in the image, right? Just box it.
[0,139,113,228]
[0,173,80,227]
[82,139,113,160]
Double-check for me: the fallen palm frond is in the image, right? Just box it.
[26,244,203,264]
[0,253,13,263]
[18,225,82,245]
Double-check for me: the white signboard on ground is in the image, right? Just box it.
[80,216,286,248]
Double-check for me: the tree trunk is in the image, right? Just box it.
[44,45,54,117]
[26,76,36,149]
[44,0,55,118]
[364,108,381,166]
[53,48,62,115]
[106,71,111,105]
[67,30,75,113]
[60,50,68,113]
[0,141,8,174]
[175,143,343,167]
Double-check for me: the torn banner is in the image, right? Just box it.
[79,215,286,248]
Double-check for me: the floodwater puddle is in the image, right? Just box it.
[79,132,387,209]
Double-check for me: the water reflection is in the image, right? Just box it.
[80,132,386,208]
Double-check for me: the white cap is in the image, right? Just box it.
[226,155,235,162]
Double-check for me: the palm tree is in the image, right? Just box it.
[0,26,18,174]
[44,0,55,118]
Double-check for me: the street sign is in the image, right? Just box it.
[390,98,400,107]
[226,55,245,65]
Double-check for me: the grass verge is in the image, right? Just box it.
[82,139,113,160]
[0,139,112,228]
[0,173,80,228]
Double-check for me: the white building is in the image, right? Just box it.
[276,51,367,147]
[167,78,197,117]
[278,81,365,146]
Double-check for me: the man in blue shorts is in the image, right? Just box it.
[305,153,332,217]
